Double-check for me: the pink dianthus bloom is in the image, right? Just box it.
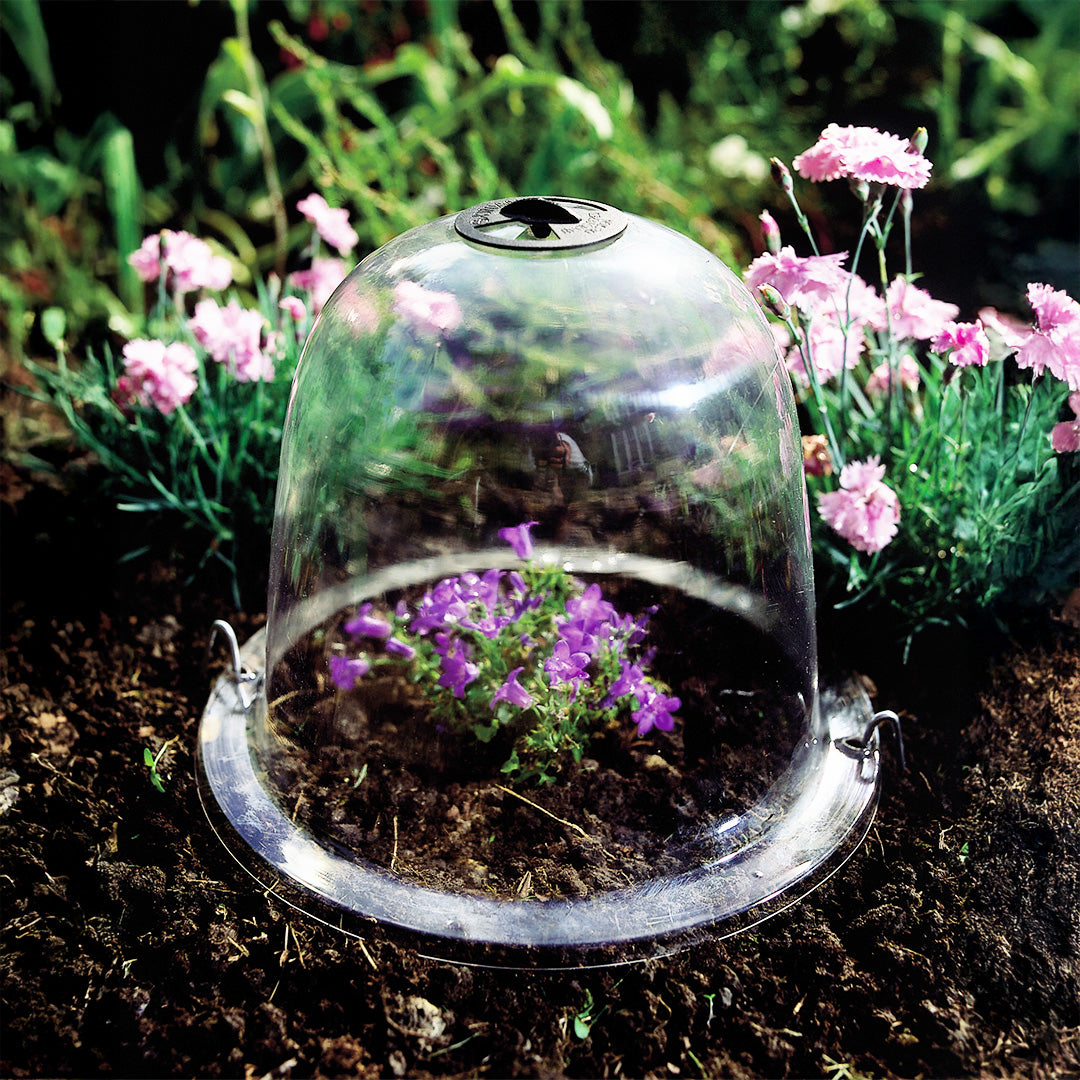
[1051,393,1080,453]
[296,193,359,255]
[977,305,1032,361]
[885,278,959,341]
[744,246,850,313]
[786,313,865,383]
[1016,283,1080,390]
[932,321,990,368]
[793,124,932,190]
[818,456,900,555]
[393,280,463,335]
[866,354,921,396]
[128,231,232,294]
[288,257,348,313]
[189,298,274,382]
[840,273,888,328]
[118,339,199,415]
[279,296,307,322]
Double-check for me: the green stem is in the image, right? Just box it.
[788,312,844,470]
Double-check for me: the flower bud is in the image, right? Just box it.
[908,127,929,154]
[770,158,794,195]
[759,210,782,254]
[850,177,870,202]
[757,283,790,320]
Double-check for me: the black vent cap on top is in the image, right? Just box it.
[455,196,628,250]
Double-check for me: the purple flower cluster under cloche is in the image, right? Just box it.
[329,523,680,755]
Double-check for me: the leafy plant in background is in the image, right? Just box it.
[21,198,356,602]
[746,123,1080,648]
[3,0,1076,633]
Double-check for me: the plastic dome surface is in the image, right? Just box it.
[198,196,881,967]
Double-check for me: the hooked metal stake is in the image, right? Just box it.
[207,619,262,709]
[835,710,906,772]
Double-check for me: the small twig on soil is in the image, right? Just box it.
[29,753,96,798]
[494,784,620,864]
[495,784,591,839]
[391,814,399,872]
[356,938,379,970]
[290,924,307,968]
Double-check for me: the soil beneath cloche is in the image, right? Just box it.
[270,584,804,902]
[2,466,1079,1079]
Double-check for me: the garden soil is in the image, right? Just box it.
[2,472,1079,1080]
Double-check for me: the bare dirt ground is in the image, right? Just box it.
[2,470,1078,1079]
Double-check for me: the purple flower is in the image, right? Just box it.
[385,636,416,660]
[498,521,538,560]
[563,583,617,631]
[543,640,591,688]
[555,620,598,656]
[491,667,535,711]
[344,603,392,639]
[458,568,503,609]
[435,635,479,699]
[632,686,681,736]
[412,579,470,634]
[461,613,514,639]
[604,660,647,706]
[329,654,370,690]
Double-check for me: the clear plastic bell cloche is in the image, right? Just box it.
[198,196,882,967]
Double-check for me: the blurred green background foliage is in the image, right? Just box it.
[3,0,1077,364]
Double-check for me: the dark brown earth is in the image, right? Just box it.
[2,467,1079,1079]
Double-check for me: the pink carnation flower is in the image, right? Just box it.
[786,313,865,383]
[279,296,307,322]
[118,339,199,415]
[744,246,850,313]
[189,298,274,382]
[793,124,932,190]
[1016,283,1080,390]
[393,280,463,335]
[841,273,888,328]
[977,305,1033,361]
[885,278,959,341]
[866,354,921,396]
[818,456,900,554]
[932,321,991,368]
[129,231,232,294]
[288,257,348,313]
[296,193,358,255]
[1051,393,1080,453]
